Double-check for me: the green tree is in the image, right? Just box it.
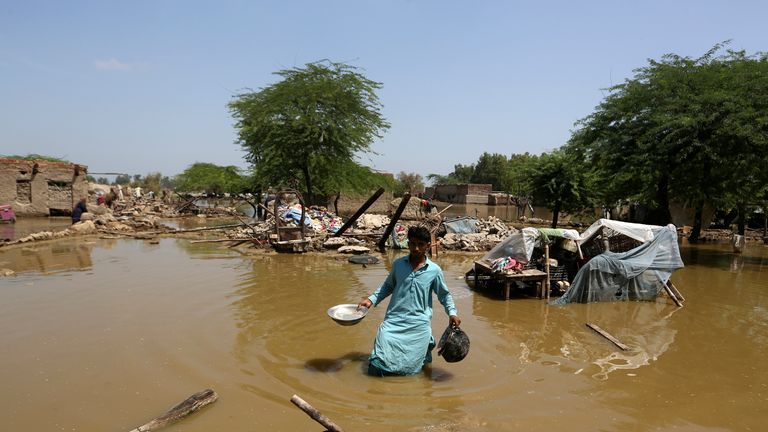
[529,149,596,228]
[427,163,475,185]
[114,174,131,185]
[174,163,248,195]
[313,159,395,213]
[394,171,425,196]
[140,172,163,195]
[229,60,390,204]
[570,43,768,235]
[470,152,510,190]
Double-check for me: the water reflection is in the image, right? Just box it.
[0,217,72,242]
[2,234,768,431]
[0,240,95,274]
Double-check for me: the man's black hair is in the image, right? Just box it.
[407,225,431,243]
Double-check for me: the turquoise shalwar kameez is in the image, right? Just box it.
[367,255,458,375]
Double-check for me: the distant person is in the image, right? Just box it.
[105,189,117,209]
[357,225,461,376]
[72,197,88,224]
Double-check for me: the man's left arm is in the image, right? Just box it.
[433,271,461,327]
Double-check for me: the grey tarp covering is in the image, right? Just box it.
[552,224,683,304]
[443,217,479,234]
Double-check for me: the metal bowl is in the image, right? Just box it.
[327,304,368,326]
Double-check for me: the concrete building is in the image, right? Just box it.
[424,183,492,204]
[0,158,89,216]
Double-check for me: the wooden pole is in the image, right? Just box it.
[127,389,218,432]
[662,282,684,307]
[586,323,629,351]
[666,280,685,303]
[258,202,275,218]
[333,187,385,237]
[544,243,551,300]
[290,394,344,432]
[378,194,411,252]
[435,203,453,217]
[169,223,244,234]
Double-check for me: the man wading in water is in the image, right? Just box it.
[358,226,461,376]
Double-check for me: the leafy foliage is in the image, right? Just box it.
[528,149,596,227]
[427,163,474,185]
[229,60,390,203]
[2,153,70,163]
[393,171,425,196]
[570,42,768,230]
[173,163,248,195]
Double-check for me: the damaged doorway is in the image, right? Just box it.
[47,181,72,216]
[16,180,31,204]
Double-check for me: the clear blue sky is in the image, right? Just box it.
[1,1,765,181]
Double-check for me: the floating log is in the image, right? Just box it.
[586,323,629,351]
[334,187,385,237]
[290,394,344,432]
[378,194,411,252]
[127,388,218,432]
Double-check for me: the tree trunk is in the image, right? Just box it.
[301,164,313,205]
[688,200,704,243]
[334,192,340,215]
[737,202,746,235]
[551,201,561,228]
[645,174,672,225]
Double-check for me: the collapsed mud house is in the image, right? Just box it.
[0,158,89,216]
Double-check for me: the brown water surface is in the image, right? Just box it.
[0,236,766,431]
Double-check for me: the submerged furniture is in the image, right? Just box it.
[472,259,548,300]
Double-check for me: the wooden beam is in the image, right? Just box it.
[666,280,685,303]
[662,282,684,307]
[290,394,344,432]
[333,187,385,237]
[586,323,630,351]
[378,194,411,252]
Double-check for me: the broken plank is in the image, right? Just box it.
[290,394,344,432]
[662,282,684,308]
[666,280,685,303]
[586,323,630,351]
[334,187,385,237]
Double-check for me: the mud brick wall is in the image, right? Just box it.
[0,158,89,216]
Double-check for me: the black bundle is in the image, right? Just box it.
[437,325,470,363]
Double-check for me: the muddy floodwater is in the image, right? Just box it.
[1,233,766,431]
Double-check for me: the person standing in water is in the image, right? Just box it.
[358,225,461,376]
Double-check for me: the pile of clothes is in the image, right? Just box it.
[490,256,524,273]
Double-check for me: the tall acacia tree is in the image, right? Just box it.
[570,43,768,233]
[229,61,390,204]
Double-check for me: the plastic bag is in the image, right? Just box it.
[437,325,470,363]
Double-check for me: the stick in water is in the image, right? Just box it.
[586,323,630,351]
[128,388,218,432]
[290,394,345,432]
